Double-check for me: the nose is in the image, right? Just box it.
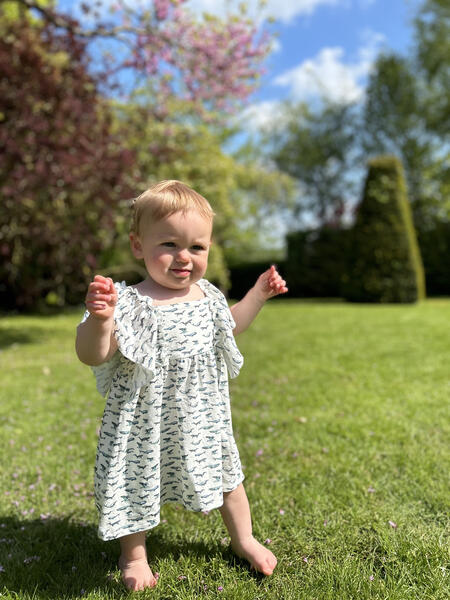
[176,248,190,263]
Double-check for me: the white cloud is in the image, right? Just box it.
[238,100,282,133]
[273,31,385,104]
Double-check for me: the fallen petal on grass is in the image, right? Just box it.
[388,520,397,528]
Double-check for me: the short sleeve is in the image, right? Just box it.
[197,279,244,378]
[112,283,158,375]
[79,282,159,397]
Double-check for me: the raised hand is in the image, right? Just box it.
[85,275,117,320]
[255,265,288,300]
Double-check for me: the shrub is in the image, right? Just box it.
[285,228,351,297]
[342,156,425,303]
[417,221,450,296]
[0,19,133,312]
[228,260,285,300]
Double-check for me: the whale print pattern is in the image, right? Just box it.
[82,279,244,541]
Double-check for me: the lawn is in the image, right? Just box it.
[0,299,449,599]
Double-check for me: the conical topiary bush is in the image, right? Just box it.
[343,156,425,303]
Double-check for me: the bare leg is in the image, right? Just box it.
[219,483,277,576]
[118,531,158,591]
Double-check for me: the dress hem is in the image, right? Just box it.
[97,476,245,541]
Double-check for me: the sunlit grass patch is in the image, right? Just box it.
[0,300,449,599]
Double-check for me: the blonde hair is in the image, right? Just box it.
[131,180,215,235]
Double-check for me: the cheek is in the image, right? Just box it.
[196,254,209,271]
[146,249,171,268]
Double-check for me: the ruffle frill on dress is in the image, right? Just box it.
[85,279,243,397]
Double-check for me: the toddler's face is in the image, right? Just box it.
[130,210,212,291]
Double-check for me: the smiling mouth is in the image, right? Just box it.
[171,268,191,276]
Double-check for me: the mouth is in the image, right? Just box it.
[170,268,191,277]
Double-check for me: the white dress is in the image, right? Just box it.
[83,279,244,541]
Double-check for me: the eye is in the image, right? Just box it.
[161,242,176,247]
[191,245,206,251]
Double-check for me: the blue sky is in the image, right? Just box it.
[245,0,420,129]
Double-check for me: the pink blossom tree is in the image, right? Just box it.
[10,0,271,119]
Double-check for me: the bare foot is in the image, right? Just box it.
[231,535,277,575]
[118,556,158,591]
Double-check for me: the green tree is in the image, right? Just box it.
[362,52,444,227]
[343,156,425,303]
[363,0,449,227]
[414,0,450,134]
[267,101,361,227]
[0,17,134,311]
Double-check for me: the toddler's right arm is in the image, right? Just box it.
[75,275,118,366]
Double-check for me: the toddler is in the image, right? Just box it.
[76,180,288,591]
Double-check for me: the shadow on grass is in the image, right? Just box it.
[0,515,117,598]
[0,516,258,599]
[0,325,50,349]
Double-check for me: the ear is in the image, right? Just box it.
[130,233,143,259]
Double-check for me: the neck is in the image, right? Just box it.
[137,278,198,302]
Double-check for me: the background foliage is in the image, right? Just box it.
[0,0,294,310]
[1,0,449,311]
[0,16,133,311]
[342,156,425,303]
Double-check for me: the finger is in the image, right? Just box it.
[86,293,112,303]
[86,301,107,312]
[270,276,283,288]
[93,274,109,284]
[86,304,108,313]
[87,283,112,296]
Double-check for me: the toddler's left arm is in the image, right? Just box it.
[230,265,288,335]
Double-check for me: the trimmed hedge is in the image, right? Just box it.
[285,228,351,297]
[228,260,282,300]
[342,156,425,303]
[417,222,450,296]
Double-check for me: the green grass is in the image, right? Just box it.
[0,299,449,600]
